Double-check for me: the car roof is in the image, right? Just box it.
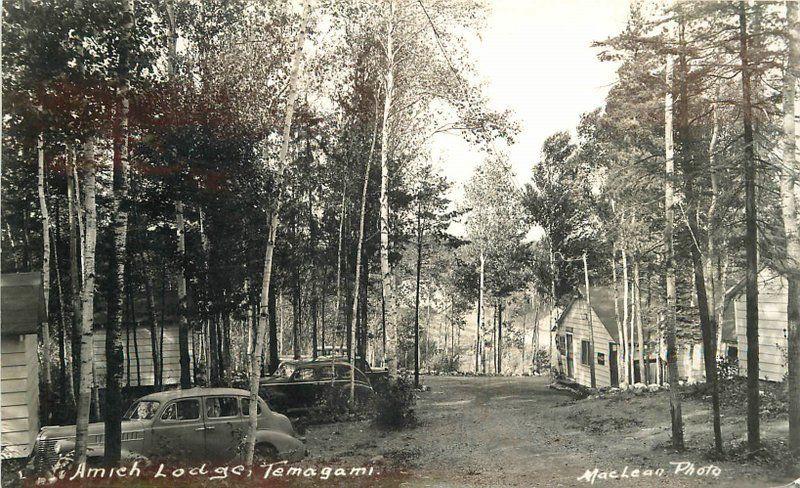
[293,360,361,369]
[137,387,250,402]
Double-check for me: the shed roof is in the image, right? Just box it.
[1,272,45,335]
[557,286,623,343]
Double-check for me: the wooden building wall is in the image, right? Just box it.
[733,270,788,382]
[1,334,39,458]
[677,341,706,383]
[560,299,616,388]
[93,324,192,387]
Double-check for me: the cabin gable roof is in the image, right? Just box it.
[557,286,621,343]
[1,272,45,336]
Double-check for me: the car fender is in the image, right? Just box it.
[53,440,141,461]
[255,431,306,461]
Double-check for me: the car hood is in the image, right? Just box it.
[39,420,149,440]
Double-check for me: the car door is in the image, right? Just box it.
[150,398,204,460]
[289,367,320,409]
[203,396,245,461]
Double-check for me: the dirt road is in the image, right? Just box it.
[304,375,797,487]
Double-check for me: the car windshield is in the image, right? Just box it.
[275,363,296,378]
[123,400,160,420]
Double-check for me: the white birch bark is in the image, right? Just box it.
[246,0,311,467]
[74,139,97,466]
[37,133,53,395]
[380,0,398,376]
[664,54,684,448]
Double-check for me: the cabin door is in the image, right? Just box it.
[609,343,619,387]
[565,333,574,378]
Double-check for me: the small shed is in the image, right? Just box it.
[91,288,191,387]
[556,286,655,388]
[730,268,789,382]
[1,272,44,459]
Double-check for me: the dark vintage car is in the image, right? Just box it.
[259,360,376,414]
[29,387,305,470]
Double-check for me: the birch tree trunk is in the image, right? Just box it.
[74,140,98,466]
[143,258,161,389]
[414,199,422,386]
[664,54,684,450]
[349,105,377,402]
[380,0,398,376]
[104,0,134,463]
[268,282,278,374]
[548,236,557,373]
[52,212,72,405]
[246,0,310,467]
[497,298,503,374]
[707,88,727,356]
[612,242,627,386]
[163,0,191,389]
[477,250,485,373]
[334,180,346,355]
[583,252,596,388]
[622,247,631,382]
[634,260,646,384]
[67,152,82,401]
[781,0,800,456]
[36,132,53,420]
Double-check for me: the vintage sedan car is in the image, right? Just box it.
[259,360,375,414]
[29,387,305,470]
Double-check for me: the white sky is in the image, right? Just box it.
[432,0,631,200]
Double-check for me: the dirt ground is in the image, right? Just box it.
[304,375,798,487]
[4,375,796,488]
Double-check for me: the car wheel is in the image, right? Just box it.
[254,443,278,463]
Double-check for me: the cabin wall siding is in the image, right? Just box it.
[562,300,616,389]
[733,270,788,382]
[93,324,191,387]
[676,341,706,382]
[1,334,39,459]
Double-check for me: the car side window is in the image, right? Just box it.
[206,397,239,418]
[334,364,366,383]
[294,368,315,381]
[334,365,350,379]
[315,366,335,381]
[161,399,200,421]
[240,398,263,416]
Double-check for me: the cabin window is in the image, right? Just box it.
[580,340,591,365]
[727,346,738,360]
[597,352,605,366]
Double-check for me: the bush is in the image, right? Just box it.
[531,347,551,374]
[434,355,460,374]
[717,356,739,383]
[373,374,417,430]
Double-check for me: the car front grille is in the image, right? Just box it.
[35,439,59,469]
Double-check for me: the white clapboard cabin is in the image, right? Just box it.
[728,267,789,382]
[92,289,191,387]
[556,286,659,388]
[1,273,44,459]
